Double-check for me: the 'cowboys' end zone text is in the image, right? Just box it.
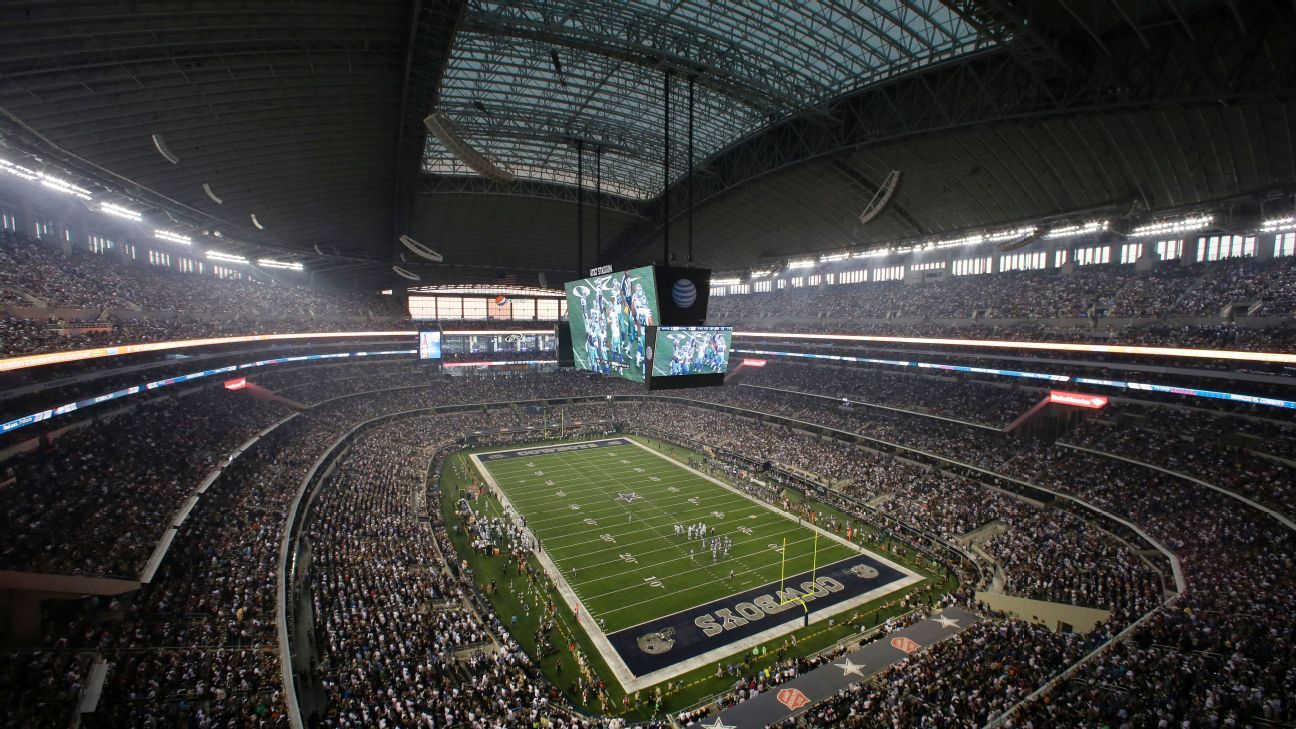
[694,574,852,637]
[606,553,910,678]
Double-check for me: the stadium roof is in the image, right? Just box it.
[426,0,993,200]
[2,1,1294,287]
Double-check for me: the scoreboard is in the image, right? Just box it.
[562,265,727,389]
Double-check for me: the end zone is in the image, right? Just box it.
[468,437,924,692]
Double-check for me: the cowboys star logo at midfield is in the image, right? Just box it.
[618,492,642,503]
[636,627,676,654]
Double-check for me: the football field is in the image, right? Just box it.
[471,437,924,690]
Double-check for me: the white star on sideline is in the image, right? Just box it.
[697,718,736,729]
[618,492,641,503]
[834,657,865,677]
[931,614,960,629]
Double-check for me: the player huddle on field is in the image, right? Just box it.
[675,522,733,562]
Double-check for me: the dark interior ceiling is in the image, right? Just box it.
[1,1,1294,288]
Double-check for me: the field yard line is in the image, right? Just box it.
[506,478,733,508]
[485,444,661,468]
[625,437,871,557]
[491,451,677,471]
[542,502,772,550]
[541,503,765,549]
[574,452,742,608]
[593,553,862,620]
[521,490,754,527]
[468,444,642,691]
[554,521,814,575]
[568,526,824,591]
[467,437,927,694]
[506,472,685,495]
[492,462,684,484]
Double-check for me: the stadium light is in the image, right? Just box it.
[38,171,93,199]
[98,202,142,222]
[710,277,741,286]
[1,158,94,199]
[1261,217,1296,233]
[749,269,776,279]
[0,158,38,182]
[786,259,816,269]
[257,259,304,271]
[818,252,850,263]
[1130,214,1213,238]
[984,226,1038,243]
[1045,220,1109,239]
[154,230,192,245]
[852,249,892,259]
[206,250,248,263]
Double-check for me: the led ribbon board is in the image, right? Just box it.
[1049,390,1108,408]
[736,348,1296,411]
[4,329,1294,374]
[0,350,415,435]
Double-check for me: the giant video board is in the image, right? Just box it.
[564,266,658,383]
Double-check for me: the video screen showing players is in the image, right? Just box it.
[564,266,658,383]
[651,326,732,377]
[417,329,442,360]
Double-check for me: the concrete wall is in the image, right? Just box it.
[976,590,1111,634]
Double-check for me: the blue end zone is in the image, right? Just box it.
[605,553,906,677]
[478,438,632,462]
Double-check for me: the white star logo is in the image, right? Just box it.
[697,718,736,729]
[834,657,865,677]
[618,492,641,503]
[931,614,960,629]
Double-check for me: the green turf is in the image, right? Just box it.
[476,439,861,634]
[441,436,954,718]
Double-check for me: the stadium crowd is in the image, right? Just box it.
[738,361,1041,427]
[0,230,404,317]
[6,227,1296,361]
[302,416,641,727]
[1064,409,1296,518]
[709,255,1296,322]
[0,389,292,578]
[2,363,1293,727]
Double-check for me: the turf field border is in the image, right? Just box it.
[469,437,922,692]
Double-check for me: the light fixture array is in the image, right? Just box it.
[258,259,304,271]
[1129,214,1213,238]
[1261,217,1296,233]
[0,156,304,271]
[1045,220,1109,239]
[153,230,192,245]
[98,202,142,222]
